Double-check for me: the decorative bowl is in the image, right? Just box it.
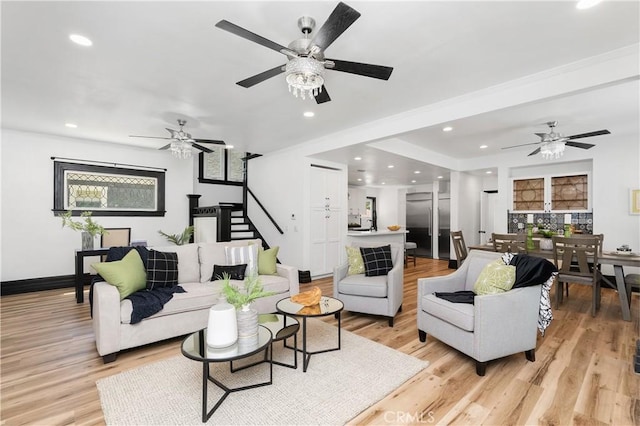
[291,286,322,306]
[387,225,401,231]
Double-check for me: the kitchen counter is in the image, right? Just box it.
[347,230,408,245]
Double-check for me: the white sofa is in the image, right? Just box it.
[92,239,299,363]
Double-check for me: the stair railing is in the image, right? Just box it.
[246,187,284,235]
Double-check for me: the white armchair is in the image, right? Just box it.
[333,242,404,326]
[417,250,542,375]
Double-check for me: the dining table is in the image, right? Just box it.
[468,244,639,321]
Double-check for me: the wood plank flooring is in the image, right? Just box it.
[1,258,638,425]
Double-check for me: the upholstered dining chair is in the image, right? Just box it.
[552,235,602,316]
[492,233,526,253]
[100,228,131,261]
[450,230,468,267]
[333,242,404,326]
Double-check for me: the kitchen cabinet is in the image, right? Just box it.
[310,166,343,277]
[348,187,366,215]
[511,173,590,213]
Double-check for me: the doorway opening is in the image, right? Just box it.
[366,197,377,231]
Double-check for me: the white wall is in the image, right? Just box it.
[450,171,483,257]
[1,129,195,282]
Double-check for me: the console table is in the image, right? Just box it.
[74,248,109,303]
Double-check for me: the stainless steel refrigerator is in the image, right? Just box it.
[406,192,450,259]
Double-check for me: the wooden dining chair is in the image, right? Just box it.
[450,230,468,267]
[552,235,602,316]
[491,233,526,253]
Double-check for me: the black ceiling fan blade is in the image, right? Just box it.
[237,64,285,88]
[191,143,213,153]
[159,143,171,150]
[310,2,361,52]
[567,129,610,139]
[501,142,542,150]
[215,20,292,56]
[565,141,595,150]
[129,135,172,140]
[314,85,331,104]
[194,139,225,145]
[528,147,542,156]
[326,59,393,80]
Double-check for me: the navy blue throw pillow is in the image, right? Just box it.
[146,250,179,290]
[360,245,394,277]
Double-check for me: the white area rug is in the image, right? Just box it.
[97,319,428,425]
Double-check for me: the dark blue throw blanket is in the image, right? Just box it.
[126,285,186,324]
[435,254,557,304]
[90,246,185,324]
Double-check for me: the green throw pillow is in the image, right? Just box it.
[93,250,147,300]
[258,246,279,275]
[345,246,365,275]
[473,259,516,295]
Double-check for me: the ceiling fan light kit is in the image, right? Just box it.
[285,57,326,99]
[540,140,565,160]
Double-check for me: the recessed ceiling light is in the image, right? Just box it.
[486,170,493,174]
[69,34,92,46]
[411,180,416,183]
[442,126,453,132]
[65,123,78,128]
[357,178,362,182]
[414,170,421,174]
[387,165,394,168]
[381,182,386,185]
[576,0,602,9]
[303,111,315,118]
[225,145,234,149]
[354,156,362,161]
[437,176,443,179]
[480,145,488,149]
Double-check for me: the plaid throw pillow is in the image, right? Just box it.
[146,250,179,290]
[360,245,394,277]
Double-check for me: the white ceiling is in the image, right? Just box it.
[2,1,639,186]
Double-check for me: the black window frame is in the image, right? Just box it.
[52,161,166,217]
[197,151,245,186]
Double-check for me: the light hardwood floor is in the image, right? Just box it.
[1,258,638,425]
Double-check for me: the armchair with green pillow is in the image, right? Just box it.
[91,238,299,363]
[333,242,404,327]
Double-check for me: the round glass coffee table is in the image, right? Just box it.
[276,295,344,372]
[181,326,272,422]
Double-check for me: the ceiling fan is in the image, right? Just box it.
[129,119,224,158]
[215,2,393,104]
[503,121,610,159]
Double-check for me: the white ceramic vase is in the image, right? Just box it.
[206,298,238,348]
[540,238,553,251]
[236,304,258,346]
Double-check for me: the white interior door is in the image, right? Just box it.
[480,191,498,245]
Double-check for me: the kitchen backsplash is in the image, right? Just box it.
[507,212,593,234]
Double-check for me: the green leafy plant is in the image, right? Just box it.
[221,273,275,311]
[538,228,556,238]
[158,226,194,245]
[60,210,106,237]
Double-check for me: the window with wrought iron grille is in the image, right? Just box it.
[53,161,166,216]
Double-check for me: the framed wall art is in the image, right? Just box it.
[630,188,640,215]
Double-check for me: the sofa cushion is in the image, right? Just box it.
[146,250,179,290]
[92,250,147,300]
[150,243,199,284]
[473,259,516,295]
[226,244,259,276]
[422,293,475,331]
[338,274,388,298]
[213,264,247,281]
[120,281,223,324]
[346,246,365,275]
[360,245,393,277]
[198,239,262,283]
[256,274,290,294]
[258,246,279,275]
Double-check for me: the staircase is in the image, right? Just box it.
[230,208,260,241]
